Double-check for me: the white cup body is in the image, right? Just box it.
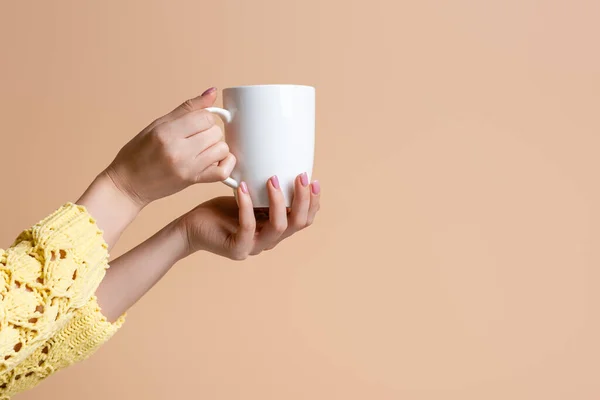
[222,85,315,207]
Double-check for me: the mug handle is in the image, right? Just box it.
[205,107,239,189]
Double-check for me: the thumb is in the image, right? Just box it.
[168,87,218,120]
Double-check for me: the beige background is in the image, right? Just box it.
[1,0,600,399]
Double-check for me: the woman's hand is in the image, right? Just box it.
[96,173,320,321]
[181,173,321,260]
[105,87,235,208]
[77,87,235,248]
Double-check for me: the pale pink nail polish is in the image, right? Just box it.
[270,176,280,189]
[311,180,320,195]
[300,172,309,187]
[201,87,217,96]
[240,181,249,194]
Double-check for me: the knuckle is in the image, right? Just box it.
[273,221,288,234]
[205,142,228,163]
[145,117,164,133]
[184,171,197,183]
[215,167,230,181]
[219,140,230,152]
[175,167,191,182]
[215,141,230,156]
[290,217,305,230]
[181,99,195,112]
[151,127,170,145]
[264,243,279,251]
[230,250,249,261]
[206,125,224,142]
[241,221,256,232]
[164,149,181,165]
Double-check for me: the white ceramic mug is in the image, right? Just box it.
[206,84,315,208]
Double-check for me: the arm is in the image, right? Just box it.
[96,220,188,322]
[76,88,234,250]
[0,219,187,398]
[97,173,321,322]
[0,89,235,397]
[76,171,142,249]
[0,88,228,367]
[0,174,321,397]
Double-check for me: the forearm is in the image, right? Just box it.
[76,170,143,250]
[95,219,189,322]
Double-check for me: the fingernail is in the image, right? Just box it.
[311,180,320,195]
[240,181,249,194]
[270,175,280,190]
[201,87,217,96]
[300,172,309,187]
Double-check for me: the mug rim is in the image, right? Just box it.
[223,84,315,91]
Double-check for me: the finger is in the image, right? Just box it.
[167,87,218,120]
[143,88,218,133]
[195,140,229,167]
[231,182,256,260]
[306,180,321,226]
[285,172,311,234]
[165,109,217,138]
[263,173,309,248]
[196,152,236,183]
[252,176,287,254]
[186,125,224,154]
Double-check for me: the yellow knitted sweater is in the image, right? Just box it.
[0,203,125,399]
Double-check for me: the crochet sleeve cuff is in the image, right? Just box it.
[0,203,110,374]
[0,297,125,398]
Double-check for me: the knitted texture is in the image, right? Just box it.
[0,203,124,398]
[0,296,124,399]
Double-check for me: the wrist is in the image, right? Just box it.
[76,171,144,248]
[174,214,195,258]
[104,164,148,209]
[167,217,194,260]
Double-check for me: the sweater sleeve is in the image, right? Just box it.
[0,203,110,375]
[0,296,125,399]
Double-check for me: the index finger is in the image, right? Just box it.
[165,109,217,138]
[167,88,218,120]
[232,182,256,254]
[142,88,218,133]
